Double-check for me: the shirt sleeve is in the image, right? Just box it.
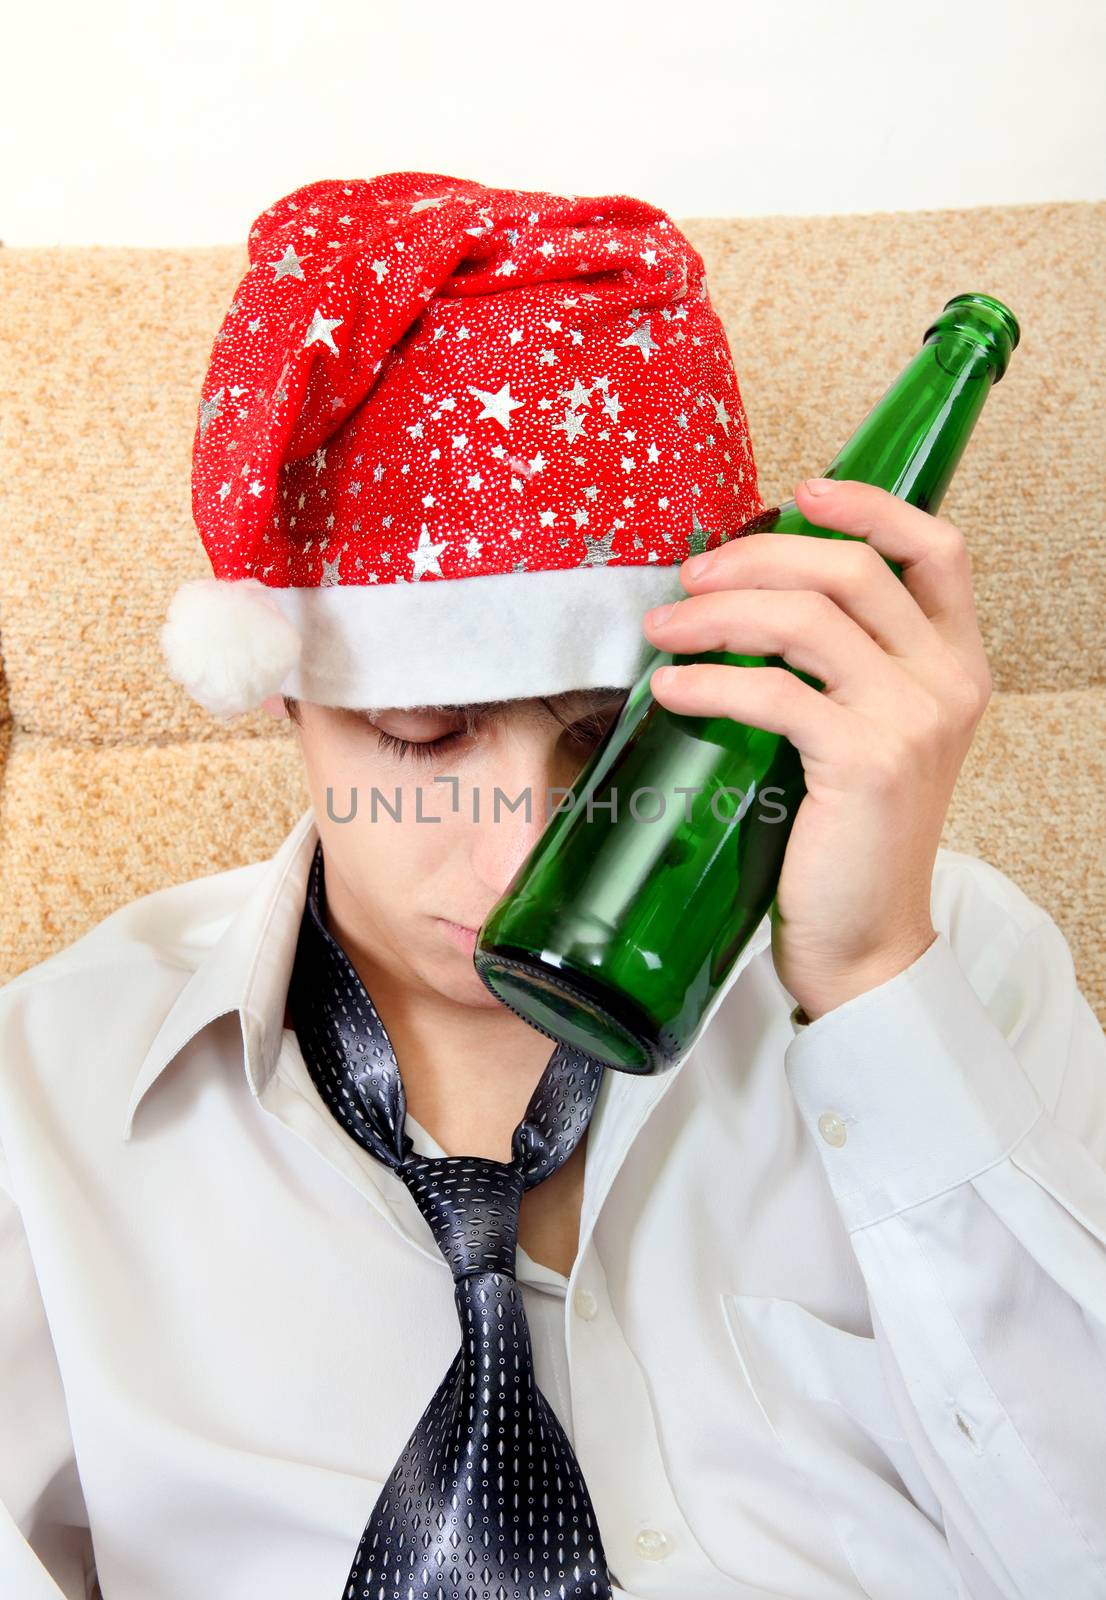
[782,899,1106,1600]
[0,1143,98,1599]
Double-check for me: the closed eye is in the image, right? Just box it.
[373,711,619,766]
[373,728,467,765]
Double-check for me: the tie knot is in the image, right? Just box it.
[399,1154,526,1281]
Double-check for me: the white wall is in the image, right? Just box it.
[5,0,1104,246]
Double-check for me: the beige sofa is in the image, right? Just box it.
[1,200,1103,1022]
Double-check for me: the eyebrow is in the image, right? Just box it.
[352,689,626,730]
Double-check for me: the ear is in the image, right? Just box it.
[260,693,289,719]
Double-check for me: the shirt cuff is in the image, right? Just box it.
[782,932,1045,1230]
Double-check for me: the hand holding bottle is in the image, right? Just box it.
[642,475,992,1023]
[475,295,1018,1073]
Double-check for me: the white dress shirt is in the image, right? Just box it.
[2,802,1105,1600]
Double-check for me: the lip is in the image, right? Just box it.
[436,917,480,953]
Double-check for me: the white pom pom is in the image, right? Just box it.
[159,577,302,717]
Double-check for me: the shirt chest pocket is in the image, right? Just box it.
[719,1292,959,1600]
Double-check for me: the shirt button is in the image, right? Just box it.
[573,1288,598,1320]
[817,1110,848,1147]
[635,1528,672,1560]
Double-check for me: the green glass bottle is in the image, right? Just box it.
[473,293,1020,1074]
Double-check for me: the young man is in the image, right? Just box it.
[1,172,1104,1600]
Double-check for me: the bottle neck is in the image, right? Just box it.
[822,331,996,516]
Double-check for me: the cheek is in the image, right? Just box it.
[299,734,467,904]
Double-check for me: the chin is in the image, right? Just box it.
[414,937,500,1007]
[449,952,500,1000]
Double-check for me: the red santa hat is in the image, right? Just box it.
[161,171,765,717]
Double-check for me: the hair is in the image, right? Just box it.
[281,688,625,735]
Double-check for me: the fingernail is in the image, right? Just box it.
[684,551,714,578]
[801,477,835,496]
[646,602,677,627]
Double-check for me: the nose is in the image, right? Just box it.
[468,727,586,902]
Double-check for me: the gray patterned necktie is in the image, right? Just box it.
[288,839,616,1600]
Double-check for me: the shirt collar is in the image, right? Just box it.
[121,803,320,1140]
[121,802,775,1161]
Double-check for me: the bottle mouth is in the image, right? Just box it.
[924,293,1021,383]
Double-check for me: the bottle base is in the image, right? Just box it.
[473,945,674,1074]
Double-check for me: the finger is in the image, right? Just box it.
[649,659,857,767]
[781,479,983,656]
[642,587,908,704]
[677,528,938,662]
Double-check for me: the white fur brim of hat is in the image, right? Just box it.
[160,564,689,717]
